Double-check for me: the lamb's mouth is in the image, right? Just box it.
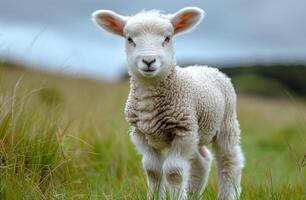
[139,65,158,73]
[139,67,158,77]
[141,68,156,72]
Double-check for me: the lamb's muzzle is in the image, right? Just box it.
[92,6,244,200]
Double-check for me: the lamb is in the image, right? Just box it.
[92,7,244,200]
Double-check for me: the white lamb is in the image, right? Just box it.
[92,7,244,200]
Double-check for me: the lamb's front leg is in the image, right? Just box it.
[163,134,198,200]
[130,128,164,199]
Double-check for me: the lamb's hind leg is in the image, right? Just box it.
[188,146,212,196]
[213,119,244,200]
[131,128,164,199]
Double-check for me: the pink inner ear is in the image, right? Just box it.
[101,15,123,35]
[174,12,198,33]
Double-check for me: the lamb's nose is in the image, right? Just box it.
[142,58,156,67]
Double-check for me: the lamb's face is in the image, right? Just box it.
[123,14,175,78]
[93,7,204,79]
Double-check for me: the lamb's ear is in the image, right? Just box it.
[92,10,127,36]
[170,7,204,35]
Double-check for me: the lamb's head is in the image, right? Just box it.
[92,7,204,79]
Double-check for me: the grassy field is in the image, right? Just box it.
[0,66,305,199]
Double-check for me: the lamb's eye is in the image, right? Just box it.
[162,36,171,46]
[164,36,171,43]
[127,37,136,46]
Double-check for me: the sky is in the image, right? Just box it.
[0,0,306,81]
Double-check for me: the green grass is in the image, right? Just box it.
[0,66,305,199]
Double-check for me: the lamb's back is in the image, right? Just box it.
[178,65,236,103]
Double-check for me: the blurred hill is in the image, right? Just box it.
[220,65,306,98]
[1,61,306,98]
